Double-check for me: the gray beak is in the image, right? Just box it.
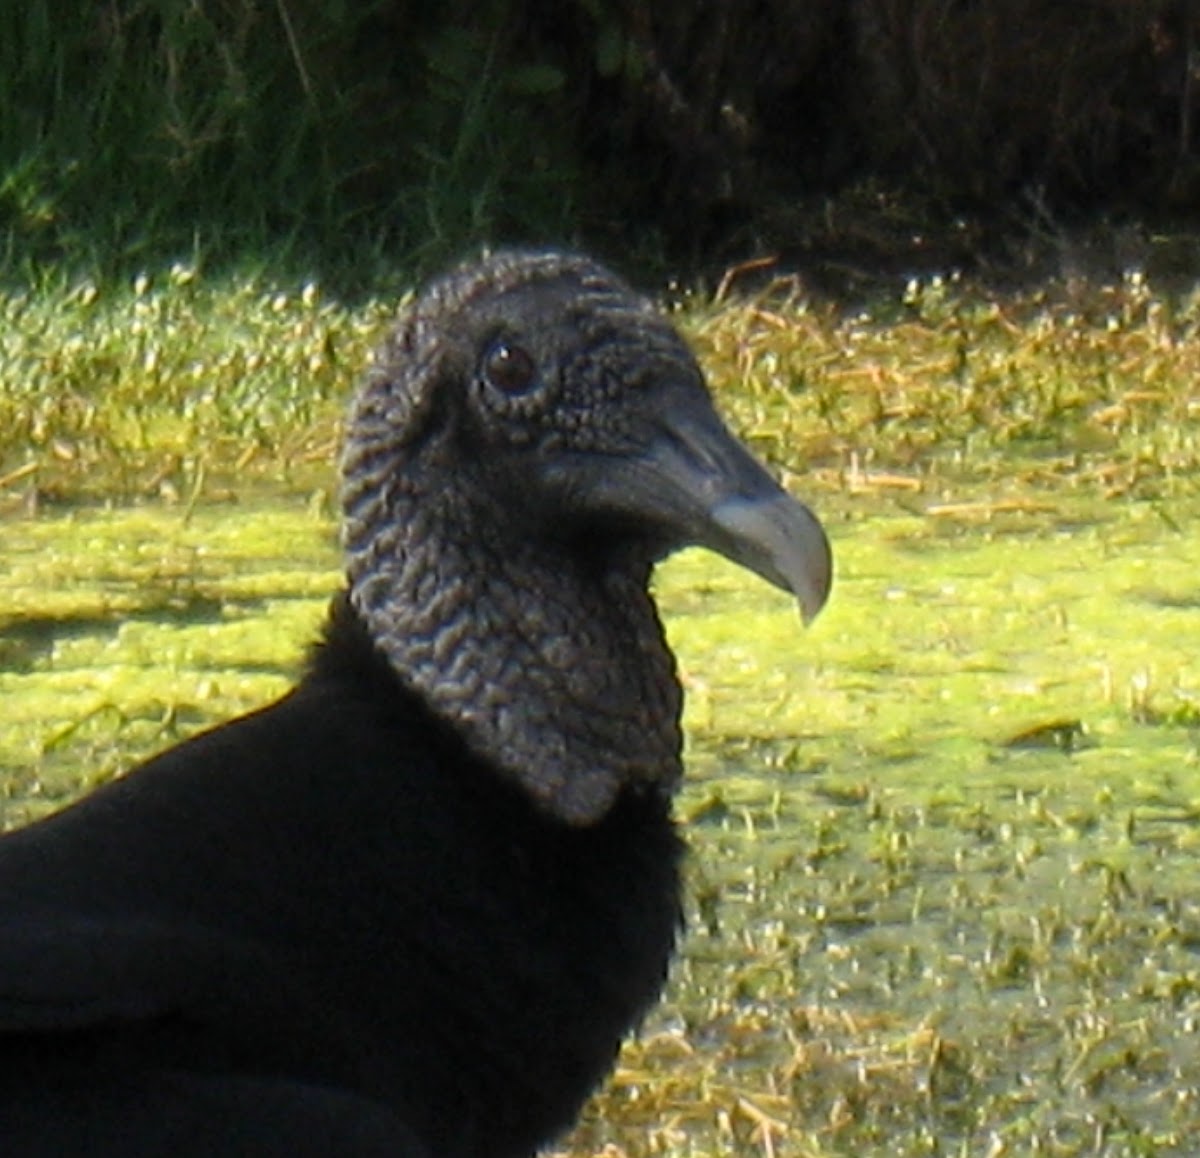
[707,493,831,624]
[569,396,833,622]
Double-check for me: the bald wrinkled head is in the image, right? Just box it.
[342,250,831,824]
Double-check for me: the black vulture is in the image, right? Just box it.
[0,250,832,1156]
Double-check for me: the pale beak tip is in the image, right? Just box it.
[710,495,833,624]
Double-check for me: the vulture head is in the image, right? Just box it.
[342,250,831,824]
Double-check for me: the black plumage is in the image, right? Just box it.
[0,250,831,1156]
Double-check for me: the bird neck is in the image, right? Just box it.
[344,487,684,825]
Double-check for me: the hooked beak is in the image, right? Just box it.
[567,395,833,623]
[707,494,831,625]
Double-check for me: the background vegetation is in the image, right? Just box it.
[2,1,1199,286]
[3,265,1199,511]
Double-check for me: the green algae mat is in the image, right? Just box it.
[2,492,1198,1156]
[3,269,1200,1153]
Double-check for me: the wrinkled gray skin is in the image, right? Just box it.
[343,250,831,824]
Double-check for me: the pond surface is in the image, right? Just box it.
[2,494,1200,1154]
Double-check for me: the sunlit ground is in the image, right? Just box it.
[3,269,1200,1154]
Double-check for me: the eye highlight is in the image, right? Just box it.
[481,339,538,396]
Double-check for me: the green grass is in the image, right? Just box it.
[0,267,393,505]
[3,267,1200,1154]
[4,268,1199,509]
[0,3,587,287]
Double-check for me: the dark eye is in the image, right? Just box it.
[482,339,537,396]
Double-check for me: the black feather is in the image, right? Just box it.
[0,596,683,1156]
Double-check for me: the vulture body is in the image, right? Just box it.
[0,250,831,1156]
